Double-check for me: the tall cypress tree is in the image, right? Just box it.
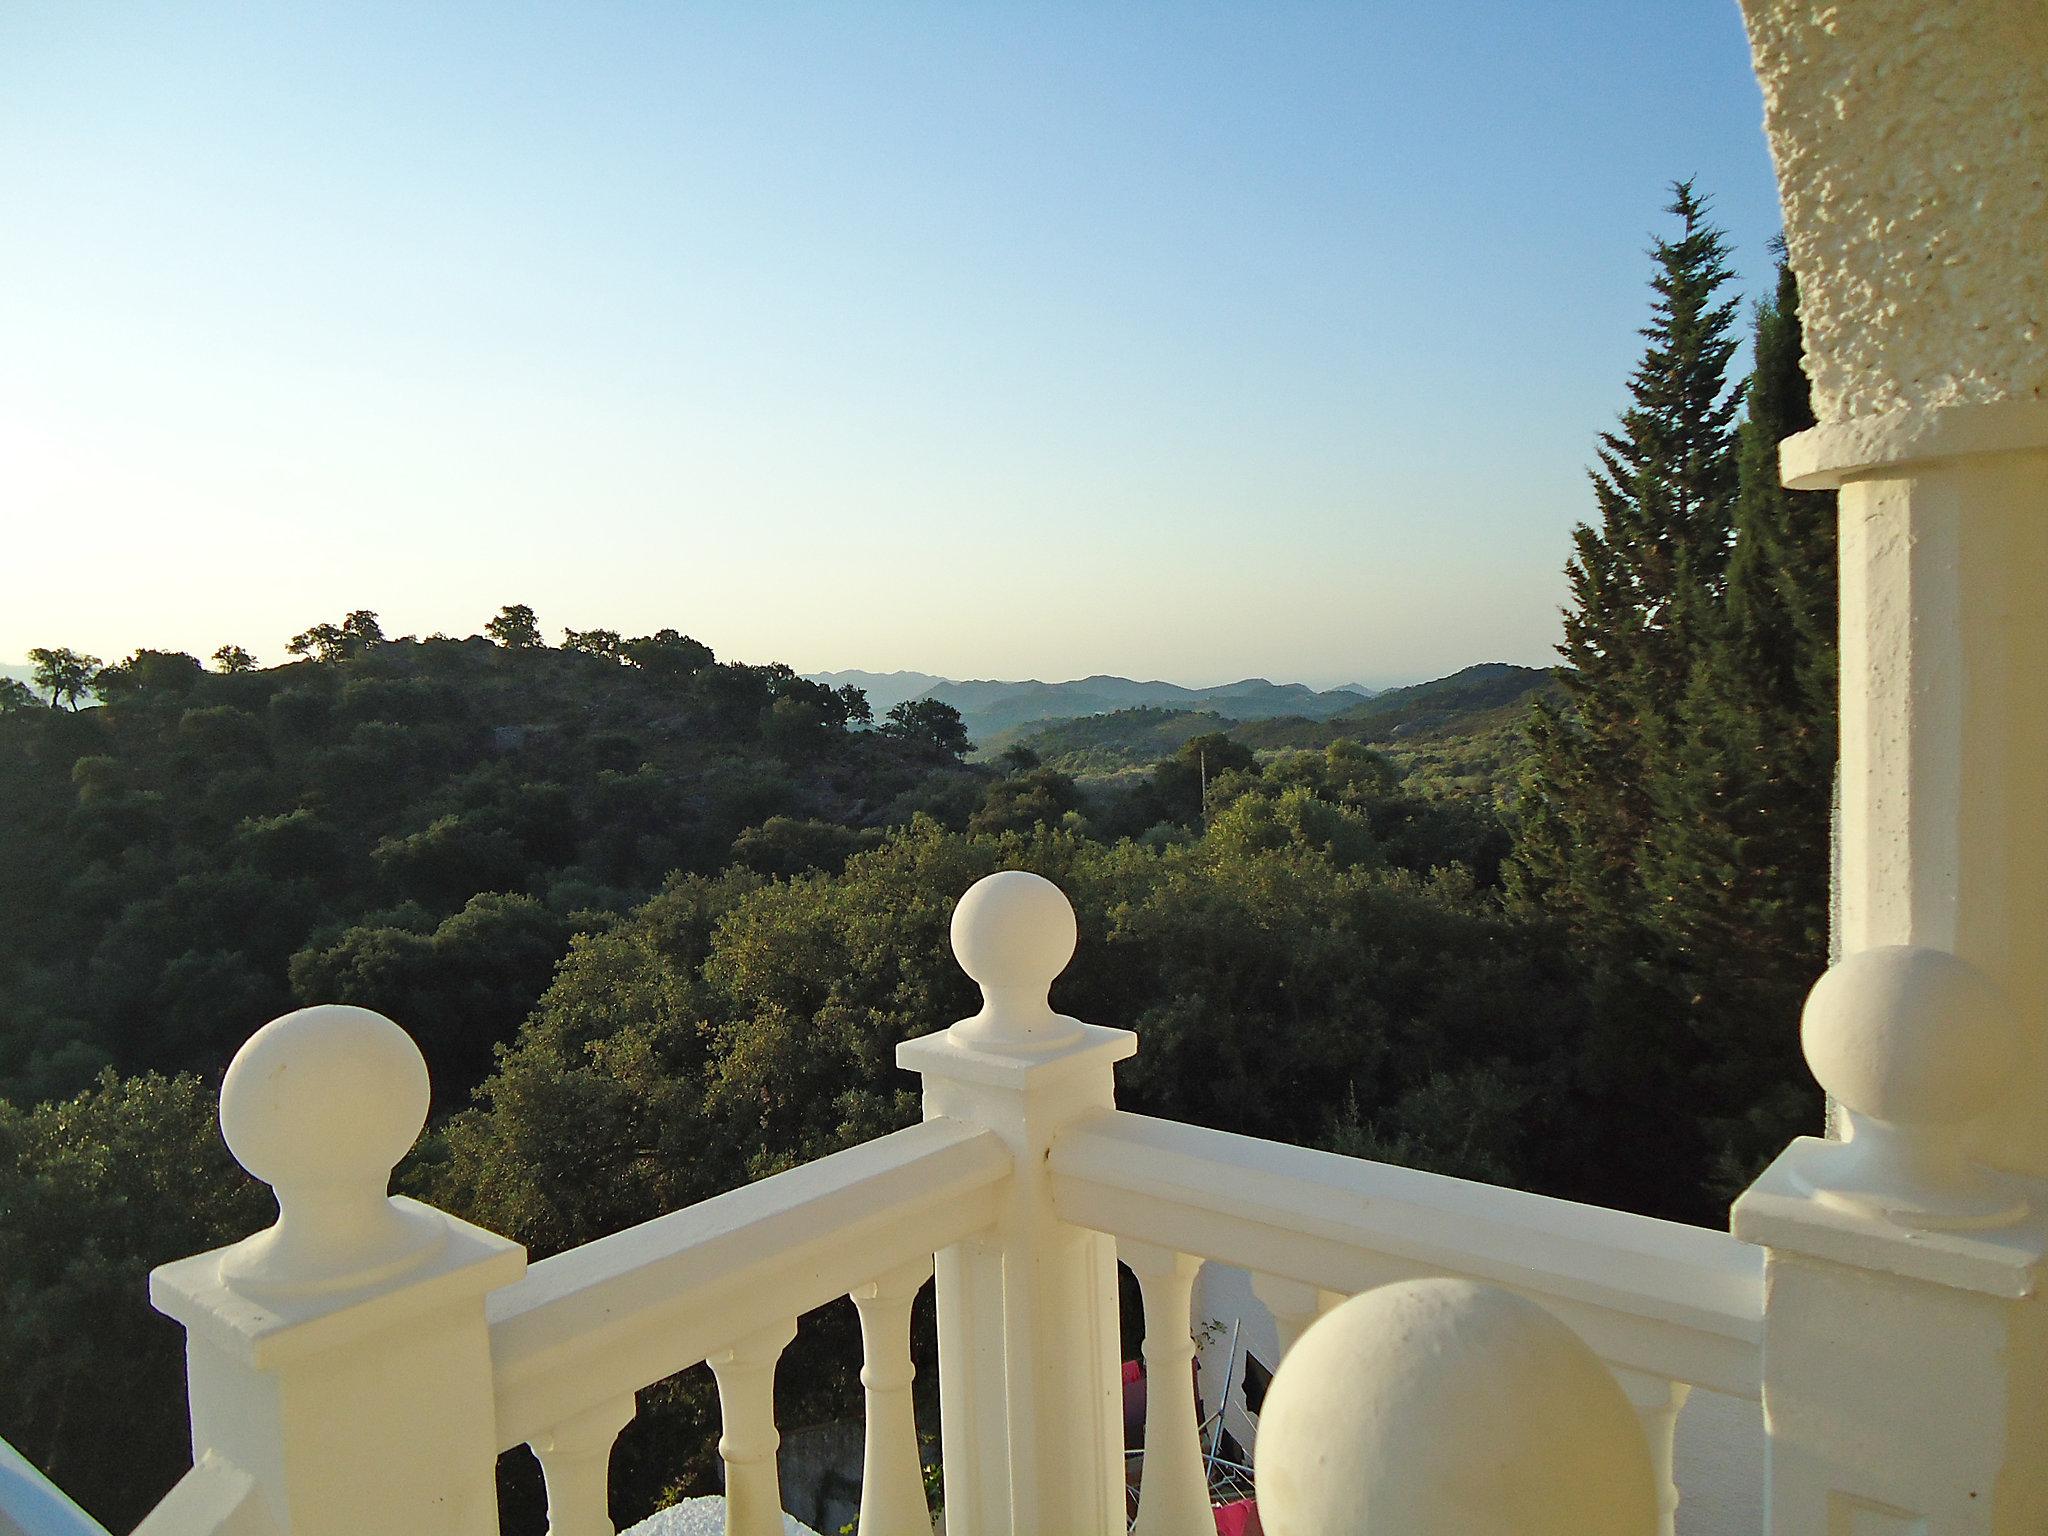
[1643,249,1837,1183]
[1510,182,1743,939]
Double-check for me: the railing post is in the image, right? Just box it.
[136,1005,525,1536]
[898,871,1135,1536]
[1735,948,2047,1533]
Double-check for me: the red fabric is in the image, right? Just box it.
[1213,1499,1263,1536]
[1123,1360,1143,1385]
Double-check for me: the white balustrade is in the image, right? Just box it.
[1783,945,2025,1230]
[111,879,1777,1536]
[850,1259,934,1536]
[109,866,2048,1536]
[1051,1108,1765,1401]
[532,1396,635,1536]
[1122,1242,1211,1536]
[486,1117,1008,1448]
[1256,1279,1657,1535]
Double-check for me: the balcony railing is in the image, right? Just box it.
[0,869,1768,1536]
[5,849,2045,1535]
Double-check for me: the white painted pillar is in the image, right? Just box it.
[898,872,1134,1536]
[1732,6,2048,1529]
[137,1005,526,1536]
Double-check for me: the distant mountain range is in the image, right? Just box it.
[987,662,1559,770]
[1234,662,1556,747]
[805,669,1379,745]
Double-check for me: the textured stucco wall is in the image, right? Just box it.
[1741,2,2046,421]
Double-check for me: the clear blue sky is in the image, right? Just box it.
[0,2,1785,688]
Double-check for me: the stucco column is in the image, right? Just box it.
[1735,5,2048,1531]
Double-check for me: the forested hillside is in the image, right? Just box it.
[0,633,1568,1525]
[0,627,981,1108]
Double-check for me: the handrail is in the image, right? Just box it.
[0,1436,112,1536]
[487,1116,1012,1447]
[1050,1109,1764,1398]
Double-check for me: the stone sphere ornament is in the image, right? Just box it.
[218,1003,447,1299]
[1256,1279,1657,1536]
[948,870,1085,1051]
[1797,945,2027,1229]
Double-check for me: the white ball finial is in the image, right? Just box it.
[1256,1279,1657,1536]
[217,1004,446,1299]
[1798,945,2026,1228]
[948,871,1084,1051]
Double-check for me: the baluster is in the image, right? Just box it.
[1248,1274,1344,1359]
[1612,1369,1690,1536]
[1123,1240,1212,1536]
[851,1257,935,1536]
[707,1318,798,1536]
[531,1396,635,1536]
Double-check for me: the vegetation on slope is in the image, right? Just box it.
[0,625,980,1109]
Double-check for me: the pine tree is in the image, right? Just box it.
[1510,182,1743,938]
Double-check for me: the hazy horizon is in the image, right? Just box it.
[0,649,1492,696]
[3,3,1785,682]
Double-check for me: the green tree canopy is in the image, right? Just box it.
[27,647,101,710]
[1512,181,1744,938]
[1639,248,1837,1180]
[94,650,204,700]
[486,604,545,649]
[0,1072,270,1528]
[879,697,972,758]
[562,627,624,661]
[623,629,714,677]
[287,610,384,662]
